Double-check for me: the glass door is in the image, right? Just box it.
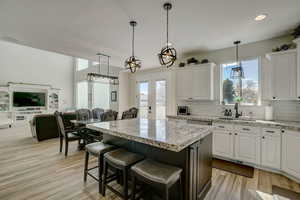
[155,80,166,119]
[138,81,150,118]
[137,79,167,119]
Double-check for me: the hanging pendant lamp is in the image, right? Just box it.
[230,41,244,79]
[158,2,177,68]
[125,21,141,73]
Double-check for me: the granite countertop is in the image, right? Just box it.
[167,115,300,131]
[87,118,213,152]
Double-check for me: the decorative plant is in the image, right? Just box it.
[292,25,300,39]
[234,96,244,103]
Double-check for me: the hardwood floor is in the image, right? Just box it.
[0,126,300,200]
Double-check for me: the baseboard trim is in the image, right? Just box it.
[213,155,300,184]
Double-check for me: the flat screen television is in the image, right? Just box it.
[13,92,46,107]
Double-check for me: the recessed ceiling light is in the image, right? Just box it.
[255,14,267,21]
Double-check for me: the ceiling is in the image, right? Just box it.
[0,0,299,68]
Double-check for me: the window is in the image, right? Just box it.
[76,81,88,108]
[221,58,260,105]
[77,58,89,71]
[93,82,110,109]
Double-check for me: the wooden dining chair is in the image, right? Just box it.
[56,113,82,156]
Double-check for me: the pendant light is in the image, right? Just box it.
[125,21,141,73]
[230,41,244,79]
[158,2,177,68]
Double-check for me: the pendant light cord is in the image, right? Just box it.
[236,42,239,64]
[132,24,135,57]
[166,7,169,48]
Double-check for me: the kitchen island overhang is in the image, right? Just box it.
[87,118,213,200]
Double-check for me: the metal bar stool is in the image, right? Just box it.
[84,142,117,194]
[102,148,144,200]
[131,159,183,200]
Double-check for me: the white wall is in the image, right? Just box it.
[0,40,74,110]
[126,35,300,121]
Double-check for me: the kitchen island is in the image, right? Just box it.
[87,118,213,200]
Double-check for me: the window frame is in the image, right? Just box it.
[220,56,262,106]
[76,58,89,71]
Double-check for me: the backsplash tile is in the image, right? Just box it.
[177,100,300,122]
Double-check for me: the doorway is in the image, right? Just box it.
[137,79,166,119]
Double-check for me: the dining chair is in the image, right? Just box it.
[92,108,104,120]
[55,112,82,156]
[128,107,139,118]
[121,111,135,120]
[101,110,118,121]
[76,109,92,121]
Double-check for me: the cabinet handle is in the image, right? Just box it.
[273,97,276,100]
[235,133,238,135]
[281,130,285,133]
[218,126,225,128]
[298,96,300,99]
[242,128,250,131]
[262,136,265,139]
[265,130,275,133]
[229,133,232,135]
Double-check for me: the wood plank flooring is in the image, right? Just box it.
[1,126,300,200]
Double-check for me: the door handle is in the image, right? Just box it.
[148,106,151,110]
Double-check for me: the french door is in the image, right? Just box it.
[137,80,166,119]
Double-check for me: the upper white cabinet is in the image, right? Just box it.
[293,38,300,99]
[266,49,297,100]
[282,130,300,179]
[176,63,215,101]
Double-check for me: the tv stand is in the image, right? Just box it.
[0,82,61,129]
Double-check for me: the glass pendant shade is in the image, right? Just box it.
[125,21,141,73]
[158,3,177,68]
[230,41,244,79]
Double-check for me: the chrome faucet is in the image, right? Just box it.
[234,103,242,118]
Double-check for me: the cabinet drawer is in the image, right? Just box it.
[235,125,260,133]
[262,128,281,136]
[213,123,234,131]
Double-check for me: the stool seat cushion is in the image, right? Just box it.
[85,142,116,156]
[104,149,144,167]
[131,159,182,185]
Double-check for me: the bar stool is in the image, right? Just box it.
[102,148,144,200]
[84,142,117,194]
[131,159,183,200]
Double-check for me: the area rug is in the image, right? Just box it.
[212,158,254,178]
[272,185,300,200]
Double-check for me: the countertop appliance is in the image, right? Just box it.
[177,106,190,115]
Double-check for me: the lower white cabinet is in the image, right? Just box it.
[234,132,260,164]
[282,130,300,179]
[213,130,234,158]
[261,131,281,169]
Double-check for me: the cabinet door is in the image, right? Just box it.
[176,70,193,99]
[213,130,233,158]
[261,133,281,169]
[234,132,260,164]
[192,67,213,100]
[282,130,300,179]
[271,52,297,100]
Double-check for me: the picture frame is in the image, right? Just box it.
[111,91,117,102]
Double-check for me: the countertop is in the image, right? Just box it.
[87,118,213,152]
[167,115,300,131]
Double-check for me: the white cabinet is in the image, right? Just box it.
[234,131,260,164]
[266,50,297,100]
[261,128,281,169]
[282,130,300,179]
[293,38,300,99]
[176,63,215,101]
[213,130,234,158]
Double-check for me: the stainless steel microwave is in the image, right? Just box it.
[177,106,190,115]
